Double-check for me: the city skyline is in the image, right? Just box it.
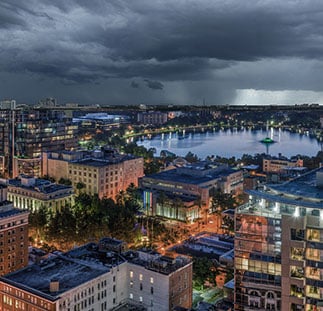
[2,1,323,106]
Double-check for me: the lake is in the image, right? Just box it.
[137,128,322,159]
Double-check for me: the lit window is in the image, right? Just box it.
[139,296,143,303]
[129,293,133,299]
[150,277,154,284]
[139,274,143,281]
[130,271,133,278]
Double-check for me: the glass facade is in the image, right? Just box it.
[0,108,78,177]
[235,183,323,311]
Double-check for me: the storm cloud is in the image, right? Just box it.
[1,0,323,105]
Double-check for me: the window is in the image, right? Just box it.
[139,296,143,303]
[150,277,154,284]
[151,287,154,294]
[139,274,143,281]
[140,283,143,291]
[129,293,133,299]
[130,271,133,278]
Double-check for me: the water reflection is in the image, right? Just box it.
[138,128,320,159]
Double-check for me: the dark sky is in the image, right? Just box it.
[1,0,323,105]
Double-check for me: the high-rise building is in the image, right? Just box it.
[0,107,78,177]
[235,167,323,311]
[0,186,29,276]
[0,238,192,311]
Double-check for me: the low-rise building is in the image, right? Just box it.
[141,161,243,222]
[0,239,192,311]
[7,175,74,212]
[137,111,168,125]
[263,155,303,173]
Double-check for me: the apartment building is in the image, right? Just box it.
[235,168,323,311]
[0,239,192,311]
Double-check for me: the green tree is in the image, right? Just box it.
[29,205,49,238]
[193,257,218,289]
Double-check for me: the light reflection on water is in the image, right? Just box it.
[137,129,321,159]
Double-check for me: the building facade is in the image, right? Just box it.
[235,168,323,311]
[7,175,74,212]
[43,148,144,201]
[0,107,78,177]
[0,189,29,276]
[263,156,303,173]
[137,111,168,125]
[141,161,243,222]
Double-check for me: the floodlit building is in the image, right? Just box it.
[141,161,243,222]
[7,175,74,212]
[43,148,144,201]
[0,239,192,311]
[235,167,323,311]
[0,186,29,276]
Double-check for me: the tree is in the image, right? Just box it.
[193,257,218,289]
[29,205,49,239]
[76,182,86,195]
[58,177,72,185]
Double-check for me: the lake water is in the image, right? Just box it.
[137,128,322,159]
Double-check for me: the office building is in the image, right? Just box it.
[235,167,323,311]
[43,148,144,201]
[0,186,29,276]
[7,175,74,212]
[0,238,192,311]
[137,111,168,125]
[0,107,78,178]
[141,161,243,222]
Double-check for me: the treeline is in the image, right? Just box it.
[29,185,142,248]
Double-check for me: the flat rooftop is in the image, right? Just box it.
[8,179,72,194]
[144,167,237,185]
[123,251,191,275]
[1,243,125,301]
[0,205,28,219]
[246,167,323,209]
[71,155,138,167]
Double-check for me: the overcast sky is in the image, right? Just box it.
[1,0,323,105]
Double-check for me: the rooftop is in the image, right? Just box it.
[71,154,139,167]
[1,243,126,301]
[0,204,29,219]
[144,164,238,185]
[173,234,234,260]
[8,178,73,194]
[248,167,323,208]
[123,250,191,275]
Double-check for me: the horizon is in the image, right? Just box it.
[2,1,323,105]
